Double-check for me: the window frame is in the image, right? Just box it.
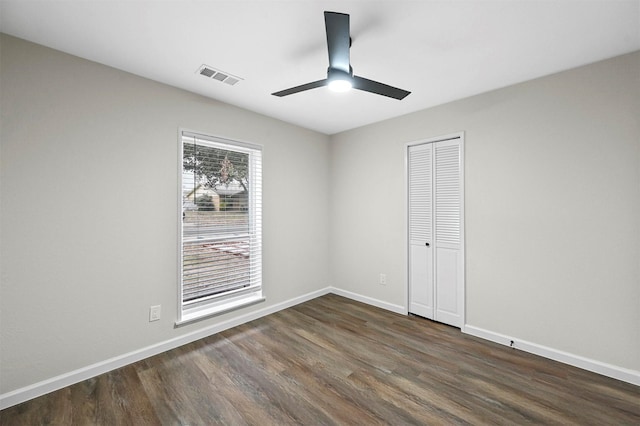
[176,129,264,326]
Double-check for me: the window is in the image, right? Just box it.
[178,130,263,324]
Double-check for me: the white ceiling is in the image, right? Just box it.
[1,1,639,135]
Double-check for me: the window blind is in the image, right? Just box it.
[180,132,262,310]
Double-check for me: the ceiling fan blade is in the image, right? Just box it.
[352,75,411,100]
[324,11,350,73]
[271,79,328,97]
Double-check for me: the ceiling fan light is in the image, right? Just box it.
[328,78,352,92]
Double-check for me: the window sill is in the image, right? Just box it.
[175,293,265,327]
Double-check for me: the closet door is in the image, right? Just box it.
[408,136,464,328]
[433,140,463,327]
[408,143,434,319]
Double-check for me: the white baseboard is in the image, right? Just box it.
[329,287,408,315]
[463,325,640,387]
[0,287,332,410]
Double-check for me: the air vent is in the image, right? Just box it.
[196,65,243,86]
[213,72,228,82]
[199,67,215,77]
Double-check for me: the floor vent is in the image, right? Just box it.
[197,65,243,86]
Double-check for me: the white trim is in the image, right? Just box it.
[0,287,331,410]
[464,325,640,387]
[177,128,185,322]
[176,293,265,326]
[181,129,263,152]
[405,132,463,150]
[329,287,408,315]
[402,144,409,317]
[459,136,466,326]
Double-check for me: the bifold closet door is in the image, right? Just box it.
[433,139,463,327]
[408,138,463,328]
[408,143,434,319]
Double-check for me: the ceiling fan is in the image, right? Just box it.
[272,11,411,100]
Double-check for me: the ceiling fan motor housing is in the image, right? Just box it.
[328,66,353,82]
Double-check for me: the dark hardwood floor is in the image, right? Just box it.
[2,294,639,425]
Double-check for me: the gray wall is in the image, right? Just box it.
[0,34,331,394]
[330,51,640,372]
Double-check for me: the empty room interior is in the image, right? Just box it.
[1,1,639,424]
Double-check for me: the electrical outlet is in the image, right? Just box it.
[379,273,387,285]
[149,305,161,322]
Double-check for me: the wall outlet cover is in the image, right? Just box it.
[149,305,161,322]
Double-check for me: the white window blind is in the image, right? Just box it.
[179,131,262,322]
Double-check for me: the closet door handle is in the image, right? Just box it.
[425,242,430,247]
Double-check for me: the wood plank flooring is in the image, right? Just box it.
[2,294,639,425]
